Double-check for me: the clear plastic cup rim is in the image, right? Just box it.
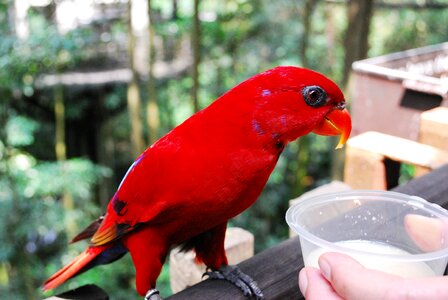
[286,190,448,262]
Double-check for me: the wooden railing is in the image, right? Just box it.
[168,164,448,300]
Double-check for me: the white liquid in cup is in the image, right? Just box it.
[304,240,436,278]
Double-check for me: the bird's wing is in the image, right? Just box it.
[89,148,170,246]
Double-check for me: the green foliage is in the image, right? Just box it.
[399,164,416,186]
[370,8,448,56]
[0,121,109,298]
[6,116,39,147]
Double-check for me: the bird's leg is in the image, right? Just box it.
[144,288,162,300]
[204,265,264,299]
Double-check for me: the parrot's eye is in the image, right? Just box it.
[302,86,327,107]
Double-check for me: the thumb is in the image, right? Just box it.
[318,252,400,300]
[319,252,448,300]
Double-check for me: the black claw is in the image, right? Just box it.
[203,265,264,299]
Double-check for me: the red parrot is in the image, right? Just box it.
[43,66,351,299]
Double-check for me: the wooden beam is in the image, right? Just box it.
[167,237,302,300]
[170,228,254,293]
[346,131,448,170]
[344,131,448,189]
[34,59,191,89]
[167,164,448,299]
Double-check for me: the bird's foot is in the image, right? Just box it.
[203,265,264,299]
[144,288,162,300]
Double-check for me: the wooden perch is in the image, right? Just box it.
[170,227,254,293]
[45,284,108,300]
[168,237,302,300]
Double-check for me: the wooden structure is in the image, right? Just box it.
[344,106,448,190]
[47,164,448,299]
[351,42,448,141]
[345,43,448,191]
[420,107,448,150]
[344,131,448,189]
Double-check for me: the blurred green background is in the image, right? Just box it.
[1,0,447,299]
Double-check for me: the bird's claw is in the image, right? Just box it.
[144,288,162,300]
[203,265,264,299]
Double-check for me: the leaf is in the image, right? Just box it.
[6,116,38,147]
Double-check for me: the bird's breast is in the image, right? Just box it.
[154,145,279,241]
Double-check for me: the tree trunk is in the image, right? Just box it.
[54,84,66,162]
[191,0,201,113]
[296,0,319,196]
[127,0,145,158]
[96,91,116,208]
[298,0,319,68]
[324,4,336,74]
[295,136,311,196]
[342,0,374,87]
[54,83,77,236]
[146,0,160,145]
[172,0,178,20]
[13,0,29,39]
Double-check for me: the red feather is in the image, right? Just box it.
[43,247,104,291]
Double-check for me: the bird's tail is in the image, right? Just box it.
[43,246,104,291]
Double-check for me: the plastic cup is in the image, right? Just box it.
[286,190,448,278]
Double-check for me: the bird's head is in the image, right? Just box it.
[234,66,351,149]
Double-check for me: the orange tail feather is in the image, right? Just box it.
[43,247,103,291]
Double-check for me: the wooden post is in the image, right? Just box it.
[419,107,448,150]
[344,144,386,189]
[344,131,448,189]
[417,107,448,176]
[169,227,254,293]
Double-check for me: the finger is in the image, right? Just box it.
[388,276,448,299]
[319,252,402,300]
[404,214,448,252]
[299,267,343,300]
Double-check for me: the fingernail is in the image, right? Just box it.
[319,257,331,281]
[298,268,308,295]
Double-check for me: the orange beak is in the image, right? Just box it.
[312,107,352,149]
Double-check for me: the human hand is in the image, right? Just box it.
[299,252,448,300]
